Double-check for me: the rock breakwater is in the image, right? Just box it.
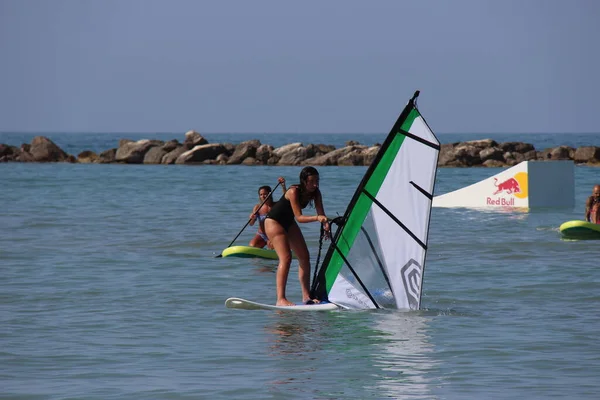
[1,131,599,167]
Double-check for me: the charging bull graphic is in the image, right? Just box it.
[493,177,521,195]
[487,172,528,206]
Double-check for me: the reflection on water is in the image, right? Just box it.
[263,310,438,399]
[249,258,278,274]
[369,311,439,399]
[263,314,324,397]
[267,316,324,358]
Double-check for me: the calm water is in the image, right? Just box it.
[1,132,600,399]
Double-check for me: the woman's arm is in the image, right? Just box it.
[314,190,330,232]
[249,204,259,226]
[278,176,287,194]
[585,196,592,222]
[289,187,328,224]
[314,189,325,217]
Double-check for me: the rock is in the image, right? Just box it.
[479,147,504,162]
[144,146,168,164]
[115,139,158,164]
[315,144,336,154]
[162,139,180,152]
[574,146,600,164]
[338,150,366,166]
[0,144,15,157]
[222,143,236,155]
[504,151,526,165]
[551,145,575,160]
[77,150,98,163]
[464,139,498,148]
[454,144,481,166]
[184,130,208,148]
[273,143,303,158]
[242,157,257,165]
[175,143,228,164]
[216,153,229,165]
[0,144,18,161]
[227,140,261,165]
[499,141,535,153]
[523,150,538,161]
[98,148,117,163]
[29,136,70,162]
[304,146,357,166]
[482,159,506,167]
[277,145,316,165]
[255,144,275,164]
[537,145,574,161]
[17,149,36,162]
[438,143,458,166]
[363,146,380,166]
[162,146,187,164]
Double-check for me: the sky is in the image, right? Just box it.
[1,0,599,134]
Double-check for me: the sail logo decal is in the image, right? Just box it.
[401,259,422,309]
[487,172,528,206]
[345,288,370,308]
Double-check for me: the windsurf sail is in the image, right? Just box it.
[311,91,440,310]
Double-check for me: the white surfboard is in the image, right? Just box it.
[225,297,340,311]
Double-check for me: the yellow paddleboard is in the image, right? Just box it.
[559,220,600,240]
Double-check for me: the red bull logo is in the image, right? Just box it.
[487,172,528,206]
[493,177,521,195]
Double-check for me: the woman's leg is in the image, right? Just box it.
[265,219,294,306]
[249,234,267,248]
[286,223,314,303]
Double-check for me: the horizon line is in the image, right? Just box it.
[1,131,598,135]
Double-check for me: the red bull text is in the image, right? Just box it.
[486,197,515,206]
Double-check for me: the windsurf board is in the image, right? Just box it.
[225,297,339,311]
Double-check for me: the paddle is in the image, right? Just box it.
[216,181,282,258]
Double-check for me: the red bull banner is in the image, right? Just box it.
[432,161,574,209]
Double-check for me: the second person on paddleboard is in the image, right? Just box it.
[585,184,600,224]
[265,166,330,306]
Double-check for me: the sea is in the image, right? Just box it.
[1,132,599,400]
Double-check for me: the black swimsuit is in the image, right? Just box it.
[267,187,310,231]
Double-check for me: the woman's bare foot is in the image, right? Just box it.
[276,298,295,306]
[302,298,321,304]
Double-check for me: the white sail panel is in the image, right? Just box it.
[328,273,376,309]
[408,115,438,144]
[374,122,437,309]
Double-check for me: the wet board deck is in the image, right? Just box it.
[225,297,340,311]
